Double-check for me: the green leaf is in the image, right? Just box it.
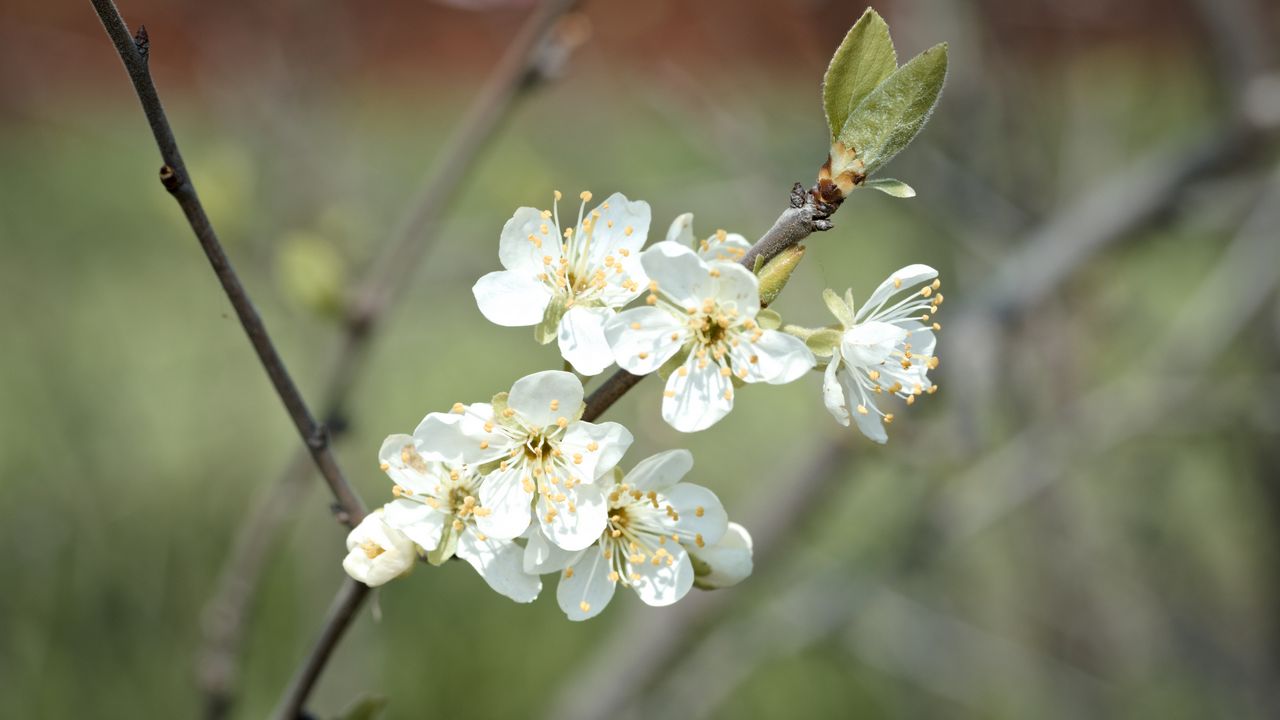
[822,288,853,327]
[823,8,897,141]
[427,523,458,566]
[337,694,389,720]
[864,178,916,197]
[838,42,948,176]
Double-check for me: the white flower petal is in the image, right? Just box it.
[840,321,908,367]
[664,482,728,547]
[560,420,634,481]
[691,521,753,589]
[382,499,446,551]
[498,206,560,273]
[415,408,509,465]
[856,264,938,321]
[557,546,617,621]
[377,434,437,493]
[456,531,541,603]
[587,193,651,263]
[700,232,751,263]
[630,541,694,607]
[557,305,615,376]
[621,449,693,493]
[472,270,553,327]
[712,262,761,317]
[523,529,581,574]
[732,328,815,384]
[476,465,533,540]
[539,481,608,552]
[839,367,888,444]
[508,370,584,430]
[822,357,851,427]
[604,307,687,375]
[665,212,695,245]
[640,242,713,308]
[662,353,735,433]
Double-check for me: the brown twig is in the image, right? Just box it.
[273,580,370,720]
[193,1,582,717]
[88,0,367,526]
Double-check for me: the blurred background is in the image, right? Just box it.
[2,0,1279,717]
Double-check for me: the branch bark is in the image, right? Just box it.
[194,1,581,717]
[89,0,367,526]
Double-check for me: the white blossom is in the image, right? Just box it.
[341,509,416,588]
[415,370,633,552]
[664,212,752,264]
[472,191,651,375]
[690,521,753,589]
[604,242,815,432]
[823,264,942,443]
[377,434,540,603]
[523,449,730,621]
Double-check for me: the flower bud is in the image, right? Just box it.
[342,509,417,587]
[756,245,806,307]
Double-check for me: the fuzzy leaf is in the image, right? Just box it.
[823,8,897,141]
[864,178,916,197]
[839,42,948,176]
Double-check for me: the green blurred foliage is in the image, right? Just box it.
[1,12,1278,720]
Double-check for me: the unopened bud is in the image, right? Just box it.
[756,245,807,306]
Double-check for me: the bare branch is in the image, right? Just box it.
[88,0,366,525]
[196,1,582,717]
[273,580,370,720]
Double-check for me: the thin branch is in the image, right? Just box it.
[89,0,366,525]
[273,580,370,720]
[197,1,581,717]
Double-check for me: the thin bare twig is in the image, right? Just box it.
[198,2,580,715]
[88,0,366,526]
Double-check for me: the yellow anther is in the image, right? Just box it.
[695,533,705,548]
[479,440,489,449]
[484,421,494,432]
[554,190,563,201]
[639,352,649,360]
[564,567,574,579]
[927,385,938,394]
[549,399,560,411]
[451,402,465,413]
[663,390,675,398]
[856,404,869,415]
[556,416,568,428]
[893,277,903,288]
[619,248,630,256]
[624,226,634,236]
[695,506,705,517]
[884,413,895,424]
[931,279,941,290]
[722,389,732,400]
[608,571,620,582]
[932,322,941,331]
[542,255,552,265]
[709,268,721,278]
[906,395,916,406]
[749,355,759,364]
[379,462,390,471]
[716,229,727,241]
[573,453,583,464]
[587,441,599,451]
[646,295,657,305]
[452,519,464,531]
[502,408,515,418]
[579,601,590,612]
[719,366,731,377]
[678,366,688,377]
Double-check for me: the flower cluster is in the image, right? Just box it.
[344,189,941,619]
[343,370,753,620]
